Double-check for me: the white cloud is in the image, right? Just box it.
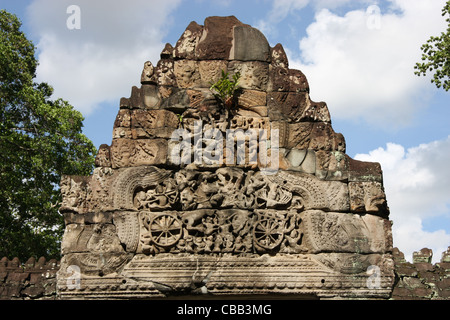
[311,0,356,10]
[355,137,450,263]
[26,0,182,115]
[255,0,367,37]
[287,0,447,127]
[255,0,310,35]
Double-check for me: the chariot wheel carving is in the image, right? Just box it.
[149,214,182,247]
[253,215,284,250]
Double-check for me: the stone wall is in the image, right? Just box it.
[392,247,450,300]
[1,246,448,300]
[0,257,59,300]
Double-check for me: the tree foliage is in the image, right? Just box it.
[0,10,96,260]
[414,1,450,91]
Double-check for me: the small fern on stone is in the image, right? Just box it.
[210,70,241,110]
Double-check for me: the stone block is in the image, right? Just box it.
[95,144,111,167]
[114,108,131,128]
[395,264,418,278]
[269,121,289,148]
[309,122,346,152]
[113,212,140,253]
[413,248,433,264]
[84,212,114,224]
[301,210,391,254]
[303,100,331,123]
[122,84,161,110]
[229,25,270,62]
[7,272,28,283]
[271,43,289,69]
[198,60,228,87]
[59,252,131,277]
[267,91,309,122]
[415,262,434,273]
[349,181,389,216]
[196,16,245,60]
[437,262,450,271]
[236,106,268,118]
[174,21,204,60]
[155,58,176,87]
[402,277,425,289]
[130,109,179,139]
[437,286,450,298]
[159,87,191,113]
[141,84,161,108]
[289,69,309,93]
[63,212,85,225]
[268,44,290,92]
[141,61,156,85]
[228,115,271,132]
[412,287,433,298]
[112,127,132,140]
[287,122,313,149]
[119,97,130,109]
[421,271,440,285]
[110,138,168,168]
[281,149,316,174]
[22,285,45,299]
[315,151,349,181]
[392,286,413,298]
[174,60,201,89]
[141,58,155,82]
[268,65,290,92]
[347,155,383,182]
[28,272,44,285]
[234,89,267,117]
[183,89,219,118]
[129,86,142,109]
[440,247,450,262]
[160,43,173,59]
[392,247,407,262]
[60,175,90,214]
[269,170,350,212]
[236,89,267,108]
[112,108,132,139]
[61,224,124,255]
[228,60,269,91]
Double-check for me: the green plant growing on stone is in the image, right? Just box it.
[210,70,241,110]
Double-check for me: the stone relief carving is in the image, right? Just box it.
[111,167,297,211]
[300,210,391,254]
[113,212,140,253]
[112,166,172,210]
[57,16,394,299]
[136,209,304,255]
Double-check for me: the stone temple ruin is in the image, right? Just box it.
[56,16,395,299]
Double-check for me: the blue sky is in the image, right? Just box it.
[2,0,449,262]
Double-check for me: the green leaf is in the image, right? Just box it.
[0,10,96,260]
[414,1,450,91]
[209,70,241,105]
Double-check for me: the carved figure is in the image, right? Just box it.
[57,16,394,300]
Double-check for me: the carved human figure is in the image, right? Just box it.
[179,188,197,210]
[203,216,219,235]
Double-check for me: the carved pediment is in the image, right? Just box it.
[58,16,393,299]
